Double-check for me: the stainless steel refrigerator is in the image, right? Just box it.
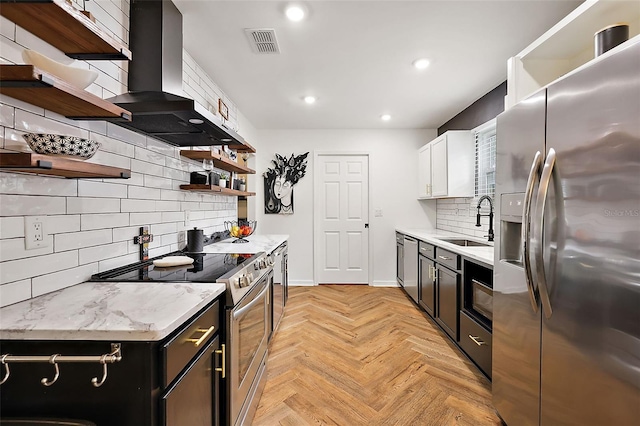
[493,36,640,425]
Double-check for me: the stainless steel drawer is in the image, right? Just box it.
[418,241,435,260]
[436,247,460,270]
[459,311,492,378]
[163,299,220,387]
[396,232,404,244]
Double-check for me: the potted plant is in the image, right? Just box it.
[239,177,246,192]
[219,173,229,188]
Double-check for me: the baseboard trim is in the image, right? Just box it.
[289,280,316,287]
[371,280,400,287]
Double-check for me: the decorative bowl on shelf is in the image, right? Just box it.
[224,220,257,243]
[22,133,101,160]
[22,49,99,90]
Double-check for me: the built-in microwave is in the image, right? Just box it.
[471,279,493,321]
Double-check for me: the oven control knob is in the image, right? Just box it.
[248,272,254,281]
[267,256,275,266]
[253,263,260,270]
[240,275,250,287]
[259,260,266,269]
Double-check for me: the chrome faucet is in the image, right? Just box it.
[476,195,494,242]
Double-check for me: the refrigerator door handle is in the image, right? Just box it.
[533,148,556,318]
[522,150,543,313]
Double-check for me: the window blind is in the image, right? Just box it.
[475,124,496,198]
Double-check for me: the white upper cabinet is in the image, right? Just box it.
[418,130,473,199]
[506,0,640,108]
[418,143,432,198]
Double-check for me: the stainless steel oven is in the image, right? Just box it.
[227,268,272,426]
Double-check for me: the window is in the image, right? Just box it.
[474,119,497,199]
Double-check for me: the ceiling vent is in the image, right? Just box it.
[245,28,280,54]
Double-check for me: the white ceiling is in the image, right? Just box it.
[173,0,582,130]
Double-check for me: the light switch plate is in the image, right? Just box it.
[374,209,383,217]
[25,216,48,250]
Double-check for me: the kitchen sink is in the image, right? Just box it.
[441,239,492,247]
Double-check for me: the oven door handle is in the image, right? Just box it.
[233,284,269,320]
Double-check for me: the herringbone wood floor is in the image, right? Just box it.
[252,285,502,426]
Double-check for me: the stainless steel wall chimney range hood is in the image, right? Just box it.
[107,0,246,148]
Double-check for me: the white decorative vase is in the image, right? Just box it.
[219,179,227,188]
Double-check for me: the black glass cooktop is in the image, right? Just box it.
[90,251,256,282]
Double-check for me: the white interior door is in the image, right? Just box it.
[314,154,369,284]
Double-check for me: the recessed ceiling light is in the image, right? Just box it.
[304,96,316,104]
[381,114,391,121]
[285,4,305,22]
[412,58,430,70]
[188,118,204,124]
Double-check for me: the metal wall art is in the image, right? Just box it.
[264,152,309,214]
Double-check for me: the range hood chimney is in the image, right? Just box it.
[107,0,246,148]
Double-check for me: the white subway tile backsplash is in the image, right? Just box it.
[0,16,16,40]
[79,241,129,265]
[146,137,178,158]
[0,174,77,196]
[112,225,141,242]
[0,194,66,216]
[0,104,14,127]
[134,146,165,166]
[0,250,78,285]
[55,229,112,252]
[160,189,186,201]
[0,216,24,238]
[86,149,131,170]
[155,200,180,212]
[48,214,81,234]
[2,127,30,151]
[130,159,164,177]
[67,197,120,214]
[0,94,45,116]
[161,211,184,223]
[81,213,129,231]
[121,199,155,213]
[150,222,177,236]
[32,263,99,297]
[106,122,147,147]
[127,186,161,200]
[78,180,127,198]
[90,132,135,157]
[76,120,107,136]
[130,212,162,226]
[15,109,89,139]
[98,252,138,272]
[437,197,491,238]
[0,279,31,307]
[0,235,54,261]
[144,175,173,190]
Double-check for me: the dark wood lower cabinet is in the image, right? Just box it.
[0,299,223,425]
[436,265,460,341]
[418,255,436,317]
[163,336,220,426]
[459,312,492,379]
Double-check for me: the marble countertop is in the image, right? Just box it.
[396,228,494,267]
[0,282,225,341]
[203,234,289,255]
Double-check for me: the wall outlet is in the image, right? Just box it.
[374,209,383,217]
[184,210,190,227]
[25,216,48,250]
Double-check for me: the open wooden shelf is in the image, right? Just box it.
[179,184,255,197]
[0,65,132,121]
[0,0,131,60]
[0,152,131,179]
[227,139,256,154]
[180,150,255,174]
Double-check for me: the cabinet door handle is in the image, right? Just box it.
[186,326,215,347]
[438,255,451,261]
[215,343,226,379]
[469,335,486,346]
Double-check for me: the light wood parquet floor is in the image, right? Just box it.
[252,285,502,426]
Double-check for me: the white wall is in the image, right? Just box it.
[0,1,246,307]
[255,129,437,286]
